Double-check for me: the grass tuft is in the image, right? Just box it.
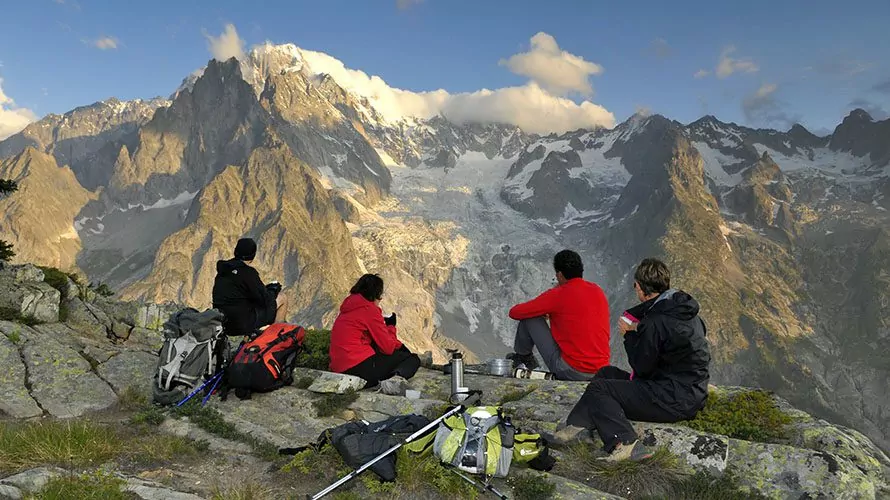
[210,478,278,500]
[281,444,349,481]
[683,389,792,442]
[364,448,480,499]
[559,443,688,499]
[0,421,122,473]
[508,471,557,500]
[31,471,128,500]
[128,434,206,465]
[639,472,768,500]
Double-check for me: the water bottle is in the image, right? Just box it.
[513,368,555,380]
[450,352,467,401]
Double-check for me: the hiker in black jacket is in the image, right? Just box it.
[212,238,285,337]
[554,258,711,462]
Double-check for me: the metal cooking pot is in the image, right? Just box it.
[487,358,512,377]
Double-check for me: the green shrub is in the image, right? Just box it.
[37,266,79,322]
[298,329,332,370]
[31,471,127,500]
[281,444,348,480]
[683,390,792,442]
[508,471,556,500]
[390,448,479,499]
[0,421,122,472]
[312,391,359,418]
[0,241,13,263]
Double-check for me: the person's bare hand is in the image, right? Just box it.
[618,320,637,335]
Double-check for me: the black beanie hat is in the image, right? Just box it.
[234,238,257,261]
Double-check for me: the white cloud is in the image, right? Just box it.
[205,24,245,62]
[298,47,615,133]
[92,36,118,50]
[716,45,759,79]
[742,83,800,129]
[499,32,604,96]
[693,69,710,79]
[650,38,672,59]
[0,78,38,140]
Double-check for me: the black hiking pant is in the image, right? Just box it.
[345,346,421,388]
[566,366,691,452]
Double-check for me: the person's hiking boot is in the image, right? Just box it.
[378,375,408,396]
[601,440,654,462]
[542,425,589,446]
[506,352,539,371]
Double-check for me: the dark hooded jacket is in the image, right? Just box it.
[211,259,276,336]
[623,289,711,416]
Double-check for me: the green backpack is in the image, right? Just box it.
[432,406,514,477]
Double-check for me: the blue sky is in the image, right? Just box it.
[1,0,889,137]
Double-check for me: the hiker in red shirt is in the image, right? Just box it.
[506,249,610,381]
[329,274,420,395]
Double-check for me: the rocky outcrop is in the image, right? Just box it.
[0,268,170,419]
[0,149,96,271]
[0,285,887,498]
[122,139,362,328]
[0,265,60,323]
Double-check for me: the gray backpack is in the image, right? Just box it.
[152,308,225,405]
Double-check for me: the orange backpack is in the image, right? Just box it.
[225,323,305,399]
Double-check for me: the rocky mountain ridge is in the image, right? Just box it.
[1,43,888,456]
[0,263,888,499]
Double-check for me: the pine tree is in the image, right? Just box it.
[0,179,17,263]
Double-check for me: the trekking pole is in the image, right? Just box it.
[200,373,223,406]
[447,468,509,499]
[200,340,244,406]
[176,371,223,407]
[308,391,483,500]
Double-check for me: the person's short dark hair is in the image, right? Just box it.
[553,250,584,280]
[234,238,257,261]
[634,258,671,295]
[350,274,384,302]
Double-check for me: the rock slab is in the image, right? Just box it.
[0,326,42,418]
[307,370,366,394]
[22,324,117,417]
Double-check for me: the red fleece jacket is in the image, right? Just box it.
[508,278,610,373]
[329,293,403,373]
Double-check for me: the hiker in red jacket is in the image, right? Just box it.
[329,274,420,395]
[506,249,610,381]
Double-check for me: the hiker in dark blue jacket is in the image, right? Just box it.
[553,258,711,462]
[212,238,285,337]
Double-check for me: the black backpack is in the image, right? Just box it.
[317,415,433,482]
